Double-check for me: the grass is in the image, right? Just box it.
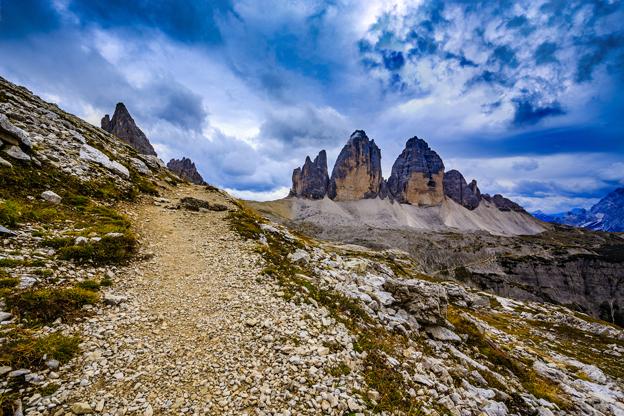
[0,278,19,288]
[76,279,101,291]
[0,329,80,368]
[57,233,137,265]
[328,361,352,377]
[6,287,99,324]
[0,200,21,227]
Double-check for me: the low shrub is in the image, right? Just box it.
[0,200,22,227]
[76,279,101,291]
[58,233,136,264]
[0,278,19,288]
[0,330,80,369]
[6,287,99,324]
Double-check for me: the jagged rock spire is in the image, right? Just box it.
[327,130,383,201]
[290,150,329,199]
[443,169,481,210]
[167,157,206,185]
[387,137,445,205]
[101,103,157,156]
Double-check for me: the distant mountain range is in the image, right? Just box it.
[533,187,624,232]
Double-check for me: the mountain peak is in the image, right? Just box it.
[167,157,206,185]
[101,103,157,156]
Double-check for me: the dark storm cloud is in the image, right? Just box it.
[151,83,207,132]
[67,0,236,44]
[512,99,565,126]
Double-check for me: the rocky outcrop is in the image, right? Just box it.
[443,170,481,210]
[290,150,329,199]
[167,157,206,185]
[482,194,525,212]
[101,103,157,156]
[387,137,445,205]
[328,131,383,201]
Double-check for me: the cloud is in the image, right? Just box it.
[0,0,623,213]
[512,99,565,126]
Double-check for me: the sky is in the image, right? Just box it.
[0,0,623,213]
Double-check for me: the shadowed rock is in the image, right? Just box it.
[443,170,481,210]
[328,130,383,201]
[482,194,525,212]
[290,150,329,199]
[167,157,206,185]
[387,137,445,205]
[101,103,157,156]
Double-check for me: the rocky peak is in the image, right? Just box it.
[328,130,383,201]
[290,150,329,199]
[481,194,525,212]
[387,137,445,205]
[443,170,481,210]
[167,157,206,185]
[101,102,157,156]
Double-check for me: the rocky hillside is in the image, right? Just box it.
[534,187,624,232]
[1,75,623,416]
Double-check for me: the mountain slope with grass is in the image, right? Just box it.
[1,76,623,416]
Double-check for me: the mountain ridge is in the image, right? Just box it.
[533,187,624,232]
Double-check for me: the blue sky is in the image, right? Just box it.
[1,0,623,212]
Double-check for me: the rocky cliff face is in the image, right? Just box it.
[328,130,383,201]
[101,103,157,156]
[443,169,481,210]
[290,150,329,199]
[387,137,445,205]
[167,157,206,185]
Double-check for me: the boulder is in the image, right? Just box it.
[130,157,151,175]
[0,225,16,237]
[3,145,30,161]
[387,137,445,205]
[0,114,31,147]
[79,144,129,178]
[425,326,461,342]
[70,402,93,415]
[290,150,329,199]
[167,157,206,185]
[0,155,12,168]
[41,190,62,205]
[328,130,383,201]
[384,278,448,325]
[101,102,157,156]
[443,169,481,210]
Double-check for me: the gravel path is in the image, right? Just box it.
[46,186,366,416]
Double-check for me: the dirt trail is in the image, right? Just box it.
[51,185,363,416]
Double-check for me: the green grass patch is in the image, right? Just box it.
[0,200,21,227]
[328,361,351,377]
[76,279,101,291]
[0,329,80,368]
[6,287,99,324]
[0,278,19,288]
[57,233,136,265]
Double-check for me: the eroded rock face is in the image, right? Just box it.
[482,194,525,212]
[328,130,383,201]
[290,150,329,199]
[443,170,481,210]
[383,278,449,325]
[101,103,157,156]
[167,157,206,185]
[387,137,445,205]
